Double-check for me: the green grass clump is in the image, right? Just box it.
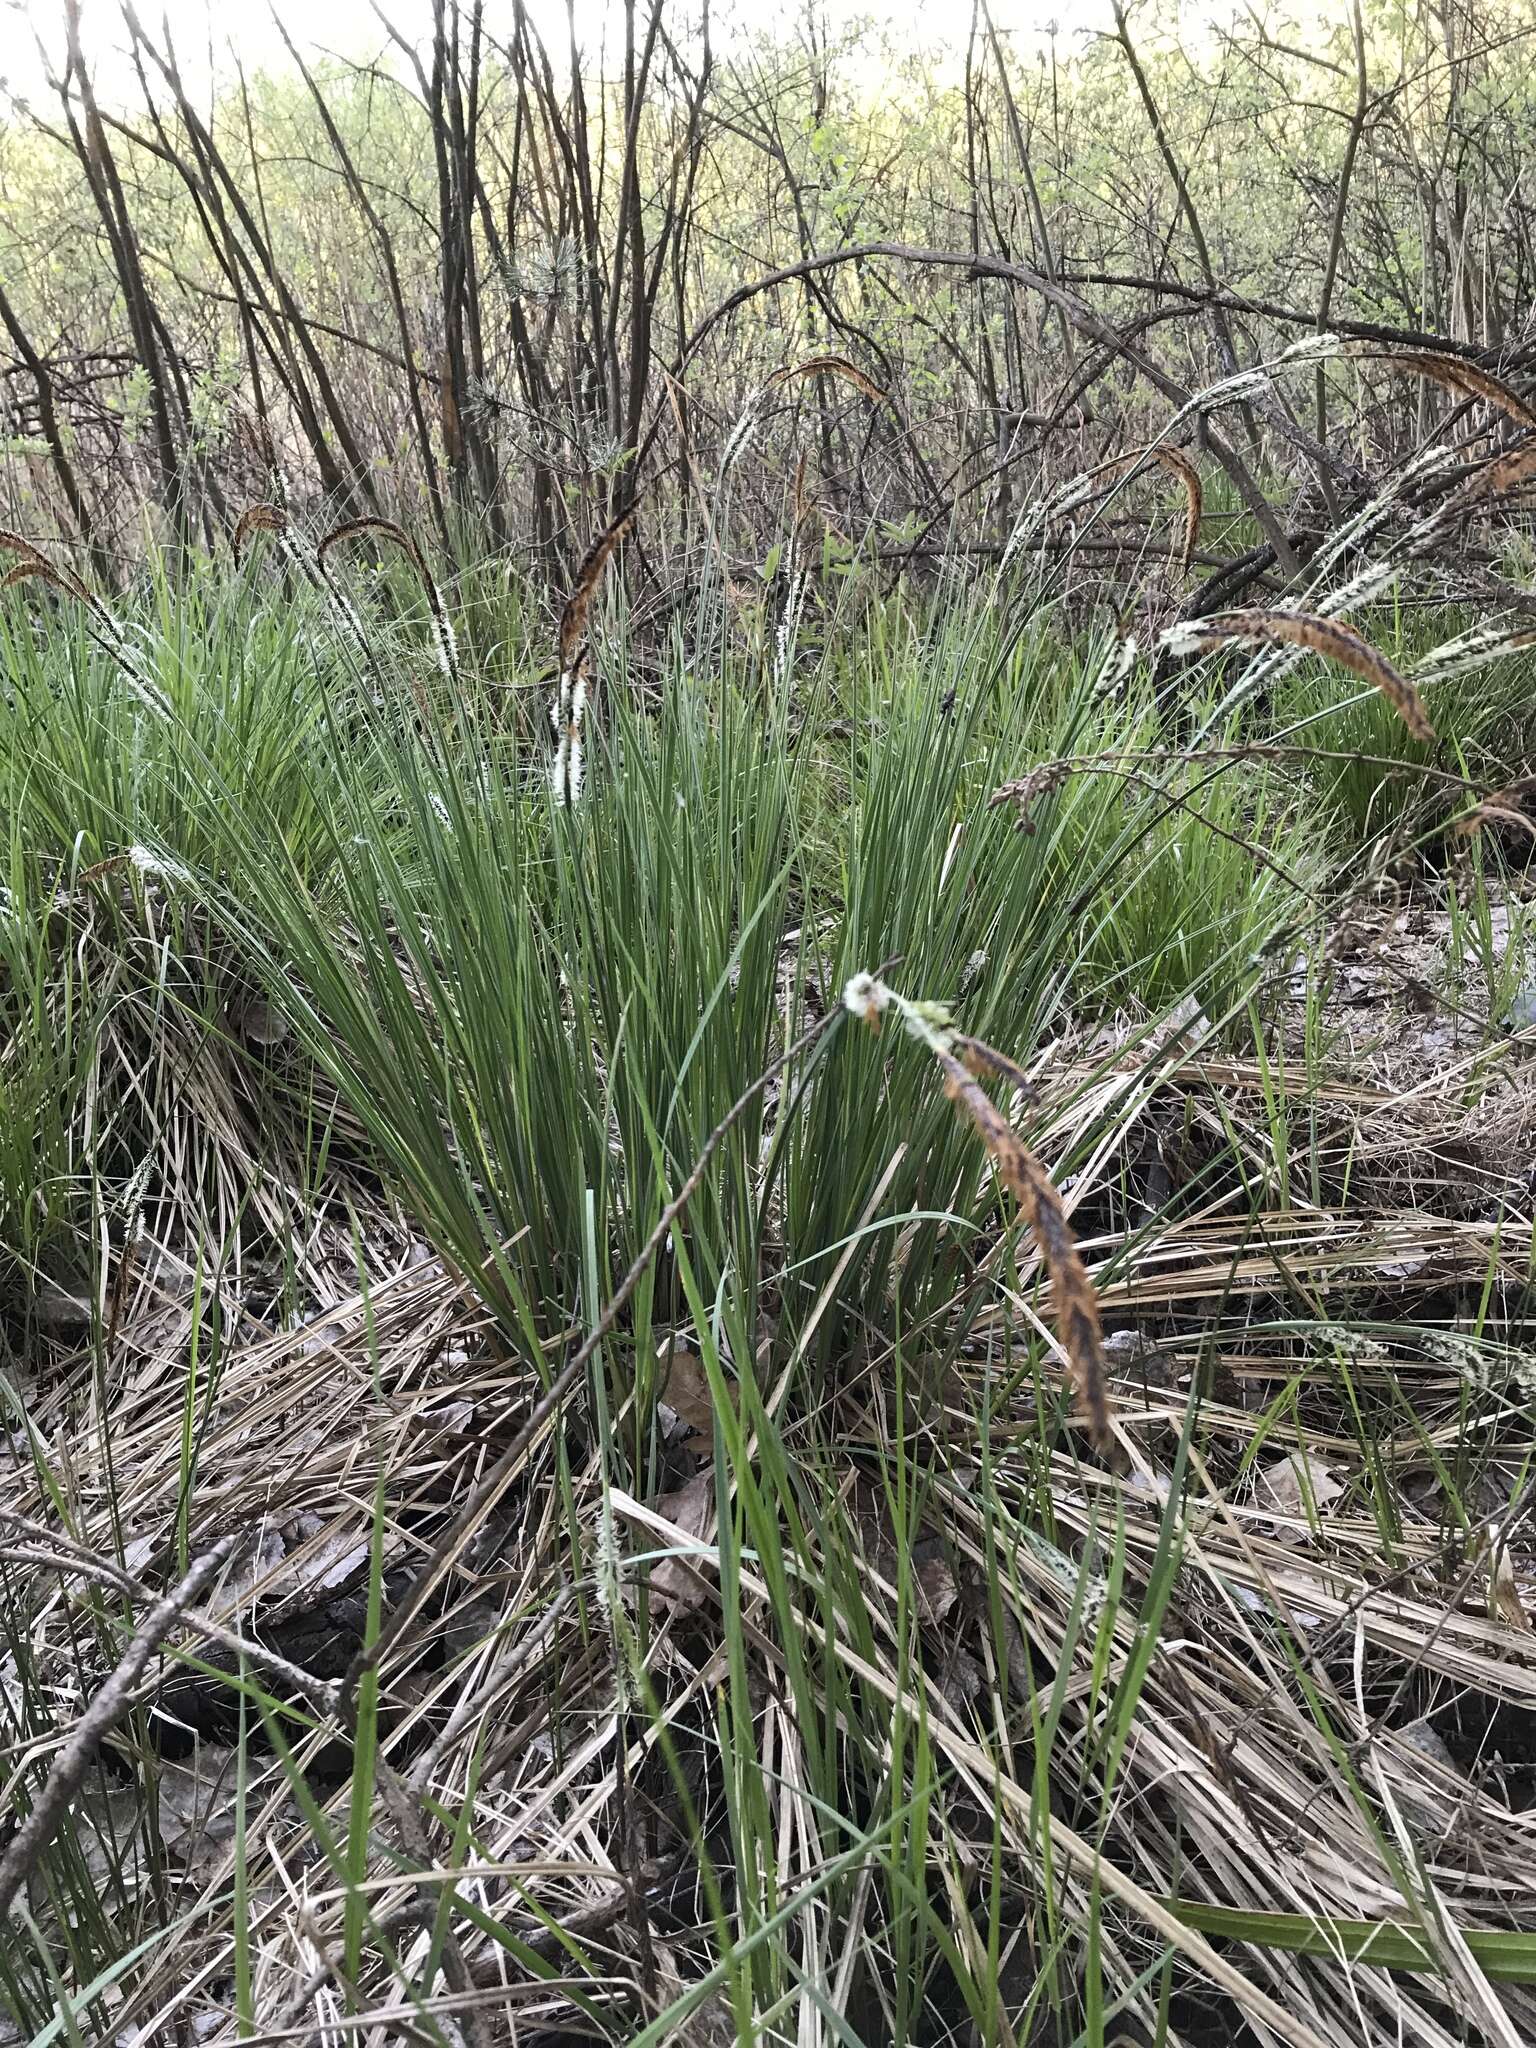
[2,544,1535,2048]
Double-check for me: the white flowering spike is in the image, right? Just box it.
[546,663,592,807]
[1098,635,1140,692]
[1194,369,1272,411]
[842,972,890,1025]
[430,611,458,681]
[721,401,762,472]
[1278,331,1348,366]
[1319,562,1396,618]
[1157,622,1209,658]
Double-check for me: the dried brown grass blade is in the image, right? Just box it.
[0,531,93,605]
[767,355,893,409]
[0,529,47,570]
[558,505,637,671]
[937,1043,1111,1449]
[0,560,78,599]
[1354,345,1536,430]
[1182,610,1435,742]
[1089,445,1202,573]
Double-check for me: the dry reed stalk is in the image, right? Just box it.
[1165,609,1435,741]
[766,355,893,409]
[557,504,637,671]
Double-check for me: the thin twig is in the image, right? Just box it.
[0,1531,242,1920]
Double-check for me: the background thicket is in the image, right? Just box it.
[5,0,1536,596]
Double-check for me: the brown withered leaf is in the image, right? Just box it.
[1490,1543,1532,1633]
[649,1468,716,1618]
[657,1338,717,1439]
[915,1553,959,1627]
[1261,1451,1345,1519]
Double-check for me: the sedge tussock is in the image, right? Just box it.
[1163,609,1436,741]
[557,504,637,671]
[766,354,894,410]
[1351,344,1536,430]
[843,973,1112,1451]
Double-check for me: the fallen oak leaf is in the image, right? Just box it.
[657,1337,717,1439]
[649,1468,716,1618]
